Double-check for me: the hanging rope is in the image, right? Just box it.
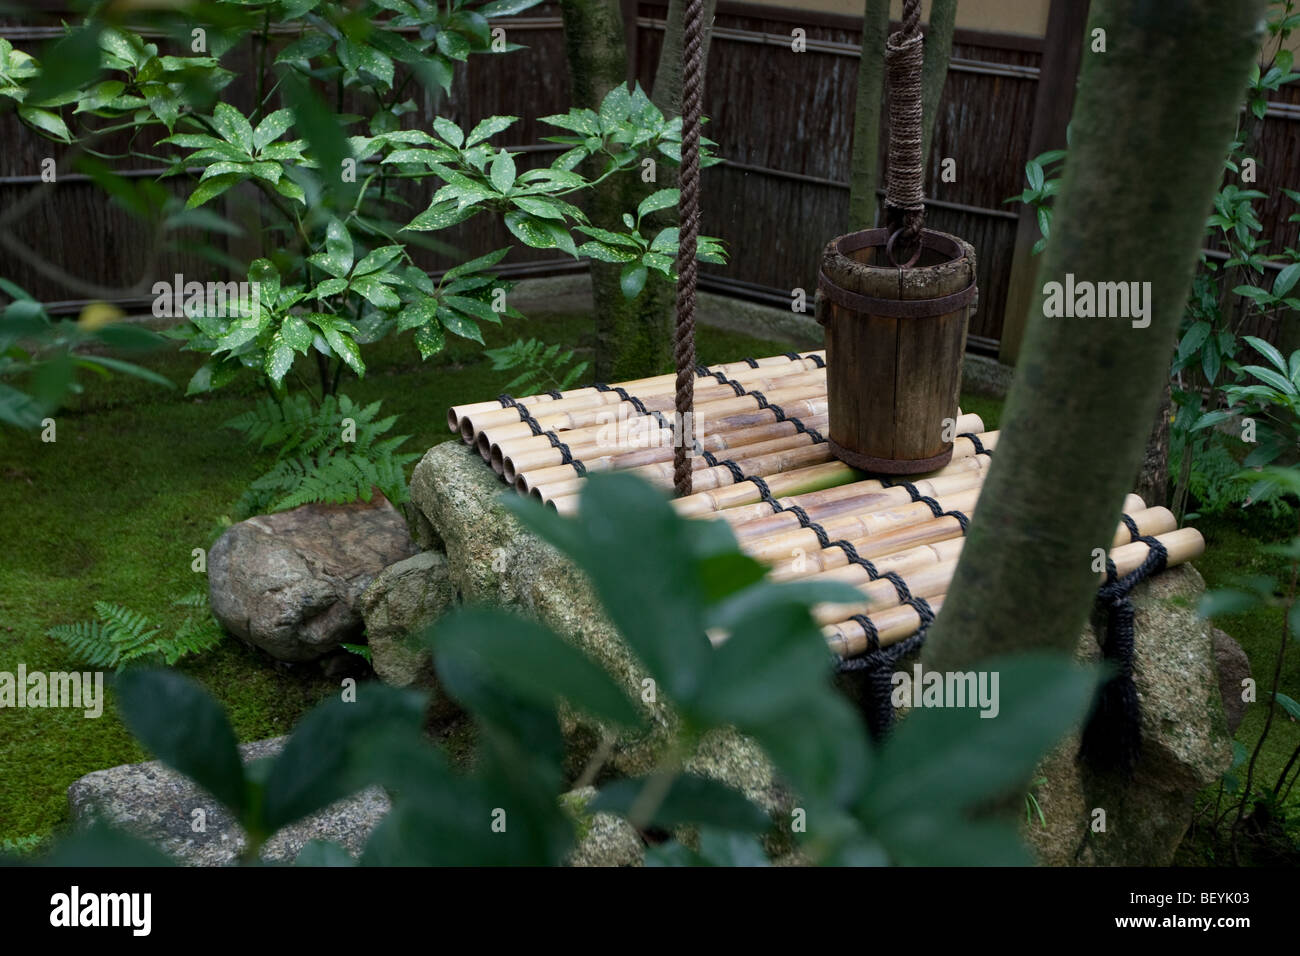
[884,0,925,266]
[673,0,705,497]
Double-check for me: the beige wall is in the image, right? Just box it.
[740,0,1300,58]
[740,0,1050,37]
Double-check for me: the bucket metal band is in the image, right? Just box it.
[816,227,977,321]
[828,437,954,476]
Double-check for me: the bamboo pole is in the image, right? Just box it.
[538,418,988,509]
[520,417,832,493]
[498,399,833,477]
[729,468,986,540]
[807,507,1181,626]
[823,527,1205,658]
[661,431,1000,519]
[482,375,830,463]
[744,487,982,564]
[473,364,826,457]
[713,454,991,528]
[509,412,830,489]
[667,460,869,518]
[768,502,1174,583]
[448,350,825,437]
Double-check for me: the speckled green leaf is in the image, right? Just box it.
[253,108,294,151]
[405,199,476,232]
[351,276,401,310]
[438,306,483,344]
[397,298,436,332]
[413,322,446,358]
[279,314,313,351]
[211,102,254,152]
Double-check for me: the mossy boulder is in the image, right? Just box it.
[358,551,453,690]
[1020,564,1233,866]
[403,441,785,811]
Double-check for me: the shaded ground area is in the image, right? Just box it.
[0,311,794,843]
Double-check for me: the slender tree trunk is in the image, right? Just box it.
[652,0,718,117]
[1134,376,1172,508]
[922,0,1265,673]
[560,0,716,380]
[919,0,956,170]
[847,0,889,230]
[559,0,656,380]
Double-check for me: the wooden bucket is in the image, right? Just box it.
[816,227,977,475]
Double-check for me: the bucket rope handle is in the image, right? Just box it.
[884,0,925,267]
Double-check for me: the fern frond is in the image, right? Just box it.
[47,598,219,671]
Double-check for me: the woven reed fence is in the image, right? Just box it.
[3,0,1298,354]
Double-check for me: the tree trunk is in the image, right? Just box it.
[651,0,719,118]
[560,0,717,381]
[919,0,956,171]
[922,0,1265,674]
[1134,376,1172,508]
[847,0,889,230]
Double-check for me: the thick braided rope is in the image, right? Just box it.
[1078,527,1169,776]
[884,0,925,261]
[673,0,705,497]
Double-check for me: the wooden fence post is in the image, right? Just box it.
[996,0,1090,366]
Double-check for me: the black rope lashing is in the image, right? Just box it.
[740,482,937,664]
[499,393,590,476]
[875,474,971,534]
[704,371,829,447]
[960,431,988,457]
[496,394,543,436]
[1078,526,1168,776]
[825,479,967,739]
[543,431,586,477]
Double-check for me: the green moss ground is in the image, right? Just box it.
[0,311,802,843]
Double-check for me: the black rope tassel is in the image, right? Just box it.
[1077,530,1168,775]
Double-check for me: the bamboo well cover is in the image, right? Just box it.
[447,349,1204,662]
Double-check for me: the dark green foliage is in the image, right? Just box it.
[1173,437,1295,520]
[46,593,222,671]
[224,393,417,517]
[484,337,590,393]
[0,281,172,430]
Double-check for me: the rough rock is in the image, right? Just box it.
[358,551,453,689]
[67,737,388,865]
[409,441,784,809]
[1020,564,1233,866]
[1211,627,1251,734]
[562,787,645,867]
[208,497,417,662]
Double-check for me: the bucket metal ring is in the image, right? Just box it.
[885,228,923,268]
